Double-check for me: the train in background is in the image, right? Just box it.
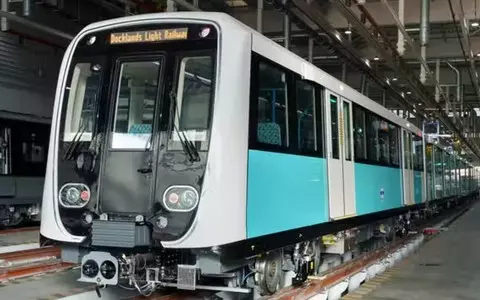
[0,115,49,226]
[40,12,479,297]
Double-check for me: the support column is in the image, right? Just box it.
[167,0,177,12]
[435,59,441,103]
[1,0,7,31]
[308,37,314,63]
[419,0,430,83]
[397,0,405,55]
[257,0,263,33]
[282,0,290,49]
[23,0,30,16]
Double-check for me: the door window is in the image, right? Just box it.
[111,61,160,150]
[343,101,352,161]
[330,95,339,159]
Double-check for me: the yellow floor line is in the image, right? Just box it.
[341,270,400,299]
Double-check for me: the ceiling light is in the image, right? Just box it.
[392,77,398,81]
[472,21,480,27]
[225,0,248,7]
[417,102,423,106]
[407,91,411,95]
[373,56,379,61]
[345,24,352,35]
[476,52,480,57]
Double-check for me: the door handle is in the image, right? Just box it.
[137,167,152,174]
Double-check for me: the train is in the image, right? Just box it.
[40,12,479,297]
[0,116,49,227]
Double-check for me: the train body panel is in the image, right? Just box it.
[414,171,423,204]
[246,150,329,238]
[354,163,403,215]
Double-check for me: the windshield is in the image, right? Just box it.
[168,55,214,152]
[61,62,102,143]
[59,54,214,155]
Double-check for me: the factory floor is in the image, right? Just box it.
[343,200,480,300]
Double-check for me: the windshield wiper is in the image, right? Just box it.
[169,90,200,162]
[64,120,88,160]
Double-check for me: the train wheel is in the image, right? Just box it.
[255,251,282,295]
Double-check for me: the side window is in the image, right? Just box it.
[353,106,366,160]
[389,124,399,166]
[296,80,317,152]
[366,113,379,162]
[330,95,339,159]
[377,119,390,164]
[111,61,160,149]
[256,61,289,147]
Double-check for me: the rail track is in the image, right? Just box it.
[0,246,75,283]
[0,226,40,235]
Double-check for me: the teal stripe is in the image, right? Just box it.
[355,163,403,215]
[246,150,329,238]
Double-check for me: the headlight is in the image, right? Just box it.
[82,259,99,278]
[59,183,91,208]
[100,260,116,280]
[163,186,199,212]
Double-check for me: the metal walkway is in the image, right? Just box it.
[343,201,480,300]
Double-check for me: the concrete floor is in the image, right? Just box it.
[347,202,480,300]
[0,229,39,247]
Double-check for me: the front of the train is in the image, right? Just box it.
[40,12,250,292]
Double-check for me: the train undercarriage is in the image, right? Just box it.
[73,195,475,299]
[0,204,40,227]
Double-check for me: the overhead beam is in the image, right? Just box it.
[232,0,476,33]
[0,10,73,40]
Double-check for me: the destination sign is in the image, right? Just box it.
[109,28,189,44]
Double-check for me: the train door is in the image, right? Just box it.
[98,57,164,215]
[402,129,414,205]
[342,98,356,216]
[0,127,11,174]
[326,91,355,219]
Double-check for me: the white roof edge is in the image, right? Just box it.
[78,12,234,35]
[76,12,421,134]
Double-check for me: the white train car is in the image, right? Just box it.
[40,12,459,297]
